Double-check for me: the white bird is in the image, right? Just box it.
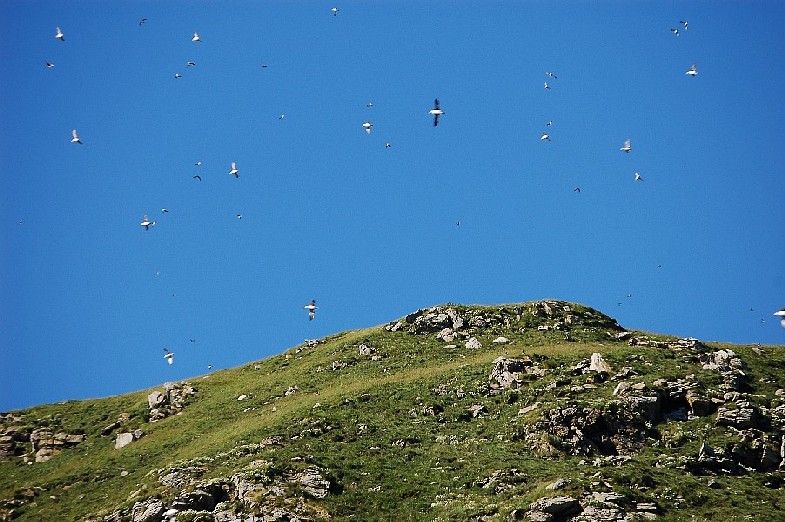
[367,102,373,108]
[163,348,174,365]
[540,133,550,141]
[46,61,55,68]
[195,161,202,166]
[670,28,680,36]
[140,215,156,230]
[620,138,631,153]
[331,7,339,16]
[71,129,82,144]
[304,300,318,320]
[174,73,182,79]
[161,208,169,213]
[428,99,444,126]
[229,162,239,177]
[362,121,372,134]
[55,27,65,41]
[544,81,551,90]
[634,172,643,181]
[686,63,698,76]
[679,20,689,30]
[186,61,196,67]
[546,120,553,126]
[774,308,785,328]
[385,143,391,148]
[236,213,243,219]
[192,32,201,42]
[546,71,557,79]
[279,114,285,120]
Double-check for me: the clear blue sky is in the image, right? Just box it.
[2,1,783,412]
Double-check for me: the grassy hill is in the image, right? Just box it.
[2,301,784,522]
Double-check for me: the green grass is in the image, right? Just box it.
[2,301,784,521]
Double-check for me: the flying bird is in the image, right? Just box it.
[686,63,698,76]
[634,172,643,181]
[429,99,444,126]
[544,81,551,90]
[186,61,196,67]
[71,129,82,144]
[229,162,239,177]
[331,7,339,16]
[163,348,174,365]
[174,73,182,79]
[55,27,64,41]
[279,114,285,120]
[161,208,169,213]
[679,20,689,30]
[304,300,318,320]
[362,121,372,134]
[236,213,243,219]
[574,187,581,193]
[774,308,785,328]
[193,175,202,181]
[385,143,391,148]
[192,32,201,42]
[546,120,553,127]
[620,138,631,153]
[194,161,202,166]
[540,133,551,141]
[670,28,680,36]
[139,18,147,26]
[545,71,557,79]
[46,61,55,68]
[367,102,373,108]
[140,214,156,230]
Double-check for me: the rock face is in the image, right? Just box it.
[115,430,144,450]
[148,382,196,422]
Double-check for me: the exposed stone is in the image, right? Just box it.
[528,496,581,517]
[437,328,457,342]
[358,344,376,356]
[589,353,612,373]
[131,499,165,522]
[295,468,331,499]
[493,336,510,344]
[465,337,482,350]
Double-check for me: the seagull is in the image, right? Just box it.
[174,73,182,79]
[163,348,174,365]
[46,61,55,68]
[367,102,373,108]
[140,214,156,230]
[195,161,202,166]
[190,339,196,343]
[546,120,553,127]
[331,7,339,16]
[546,71,557,79]
[385,143,391,148]
[362,121,372,134]
[229,162,239,177]
[161,208,169,213]
[71,129,82,144]
[236,213,243,219]
[55,27,65,41]
[574,187,581,193]
[304,300,318,320]
[139,18,147,26]
[544,81,551,90]
[540,133,551,141]
[207,365,213,369]
[670,28,680,36]
[193,175,202,181]
[192,32,201,43]
[686,63,698,76]
[260,64,268,68]
[186,61,196,67]
[620,138,631,153]
[774,308,785,328]
[634,172,643,181]
[679,20,689,30]
[429,99,444,126]
[278,114,285,120]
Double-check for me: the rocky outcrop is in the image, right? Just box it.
[148,382,196,422]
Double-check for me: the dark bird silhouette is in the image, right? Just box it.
[193,175,202,181]
[429,99,444,126]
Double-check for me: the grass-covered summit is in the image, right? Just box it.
[1,300,784,522]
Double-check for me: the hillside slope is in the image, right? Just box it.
[2,301,784,522]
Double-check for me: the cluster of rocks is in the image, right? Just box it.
[101,462,334,522]
[0,414,85,463]
[489,356,547,393]
[387,301,624,342]
[147,382,196,422]
[519,489,659,521]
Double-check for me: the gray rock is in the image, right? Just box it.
[115,432,135,449]
[132,499,165,522]
[437,328,457,342]
[295,468,330,499]
[529,495,581,516]
[589,353,612,373]
[490,357,533,389]
[493,336,510,344]
[148,390,167,409]
[465,337,482,350]
[358,344,376,356]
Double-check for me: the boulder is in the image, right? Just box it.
[132,499,165,522]
[295,468,331,499]
[465,337,482,350]
[589,353,612,373]
[529,496,581,517]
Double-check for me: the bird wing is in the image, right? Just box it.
[434,99,440,110]
[231,162,237,170]
[193,175,201,181]
[433,114,439,126]
[72,129,78,139]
